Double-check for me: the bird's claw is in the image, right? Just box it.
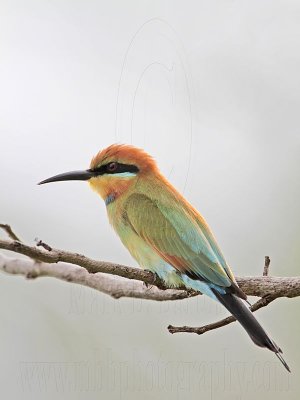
[143,270,160,288]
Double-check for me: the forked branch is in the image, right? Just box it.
[0,224,299,335]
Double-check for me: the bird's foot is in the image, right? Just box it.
[143,270,160,288]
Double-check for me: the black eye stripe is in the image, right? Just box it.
[108,163,139,174]
[92,162,139,176]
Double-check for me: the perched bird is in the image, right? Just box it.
[39,144,290,371]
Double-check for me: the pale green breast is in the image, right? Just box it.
[105,197,183,287]
[106,199,158,268]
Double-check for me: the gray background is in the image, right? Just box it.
[0,1,299,399]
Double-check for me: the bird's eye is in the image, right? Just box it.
[107,162,118,172]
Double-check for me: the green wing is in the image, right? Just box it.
[124,193,233,288]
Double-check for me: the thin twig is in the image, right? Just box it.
[0,224,21,241]
[35,238,52,252]
[168,295,276,335]
[263,256,271,276]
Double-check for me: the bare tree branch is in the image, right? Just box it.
[1,237,300,298]
[1,224,300,336]
[0,237,171,289]
[0,253,194,301]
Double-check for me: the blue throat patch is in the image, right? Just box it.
[105,193,116,206]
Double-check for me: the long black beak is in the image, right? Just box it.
[38,169,95,185]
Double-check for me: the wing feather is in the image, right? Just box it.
[124,193,233,288]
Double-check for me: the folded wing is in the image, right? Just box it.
[124,193,243,295]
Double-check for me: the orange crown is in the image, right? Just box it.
[90,144,159,173]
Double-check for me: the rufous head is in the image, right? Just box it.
[38,144,159,203]
[88,144,158,201]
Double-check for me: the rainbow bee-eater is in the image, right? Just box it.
[39,144,290,372]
